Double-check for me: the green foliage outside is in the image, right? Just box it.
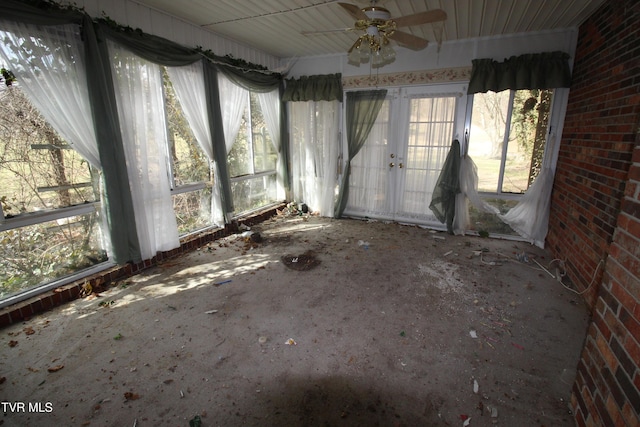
[0,85,107,298]
[471,89,551,194]
[162,69,212,234]
[227,92,279,215]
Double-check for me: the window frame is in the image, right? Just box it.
[467,88,555,199]
[0,136,113,308]
[228,90,279,216]
[160,68,215,235]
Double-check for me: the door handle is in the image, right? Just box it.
[389,162,395,168]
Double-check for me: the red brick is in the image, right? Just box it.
[621,401,639,427]
[0,312,11,328]
[39,296,54,311]
[605,394,625,427]
[19,303,33,318]
[619,306,640,343]
[604,308,628,341]
[596,335,619,377]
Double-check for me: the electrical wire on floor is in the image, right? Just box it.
[480,250,605,296]
[533,257,604,296]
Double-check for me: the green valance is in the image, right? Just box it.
[283,73,343,102]
[468,51,572,94]
[4,0,82,25]
[97,22,202,67]
[217,65,282,93]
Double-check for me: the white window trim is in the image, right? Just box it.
[0,202,100,233]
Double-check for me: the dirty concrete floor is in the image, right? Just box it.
[0,214,590,427]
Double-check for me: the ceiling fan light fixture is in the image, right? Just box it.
[340,2,446,68]
[380,39,395,61]
[348,32,394,67]
[348,38,363,64]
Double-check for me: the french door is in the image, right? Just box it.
[344,84,467,225]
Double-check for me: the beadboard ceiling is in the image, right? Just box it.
[132,0,605,59]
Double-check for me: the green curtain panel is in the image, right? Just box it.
[429,139,461,234]
[334,89,387,218]
[468,51,572,94]
[282,73,343,102]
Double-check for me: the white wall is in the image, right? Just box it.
[69,0,281,70]
[286,28,579,78]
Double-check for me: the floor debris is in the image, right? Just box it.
[0,215,588,426]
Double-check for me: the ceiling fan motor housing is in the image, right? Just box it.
[362,6,392,36]
[363,6,391,21]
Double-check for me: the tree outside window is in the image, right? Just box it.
[227,92,278,215]
[0,82,107,298]
[162,69,212,234]
[469,89,552,195]
[467,88,552,235]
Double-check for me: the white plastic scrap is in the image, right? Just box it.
[469,330,478,339]
[490,405,498,418]
[463,417,471,426]
[357,240,370,248]
[285,338,297,346]
[473,379,479,394]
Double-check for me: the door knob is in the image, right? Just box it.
[399,163,404,168]
[389,162,395,168]
[390,153,395,158]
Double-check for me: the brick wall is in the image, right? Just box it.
[547,0,639,307]
[547,0,640,425]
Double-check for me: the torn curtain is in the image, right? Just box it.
[429,139,461,234]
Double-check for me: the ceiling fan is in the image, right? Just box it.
[337,1,447,67]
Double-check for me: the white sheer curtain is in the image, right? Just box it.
[499,133,558,248]
[289,101,340,216]
[0,21,100,167]
[258,89,285,200]
[107,41,179,260]
[498,167,553,247]
[346,105,391,216]
[166,61,216,225]
[453,153,499,235]
[166,61,212,159]
[455,132,557,248]
[212,73,248,223]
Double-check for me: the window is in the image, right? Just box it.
[469,89,552,195]
[466,88,553,235]
[0,84,107,299]
[162,69,213,234]
[227,92,278,215]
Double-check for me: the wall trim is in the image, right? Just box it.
[342,66,471,89]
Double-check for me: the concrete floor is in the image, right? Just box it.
[0,214,590,426]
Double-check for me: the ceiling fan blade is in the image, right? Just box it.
[338,2,368,21]
[388,30,429,50]
[393,9,447,27]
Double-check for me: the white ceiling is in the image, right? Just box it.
[132,0,606,59]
